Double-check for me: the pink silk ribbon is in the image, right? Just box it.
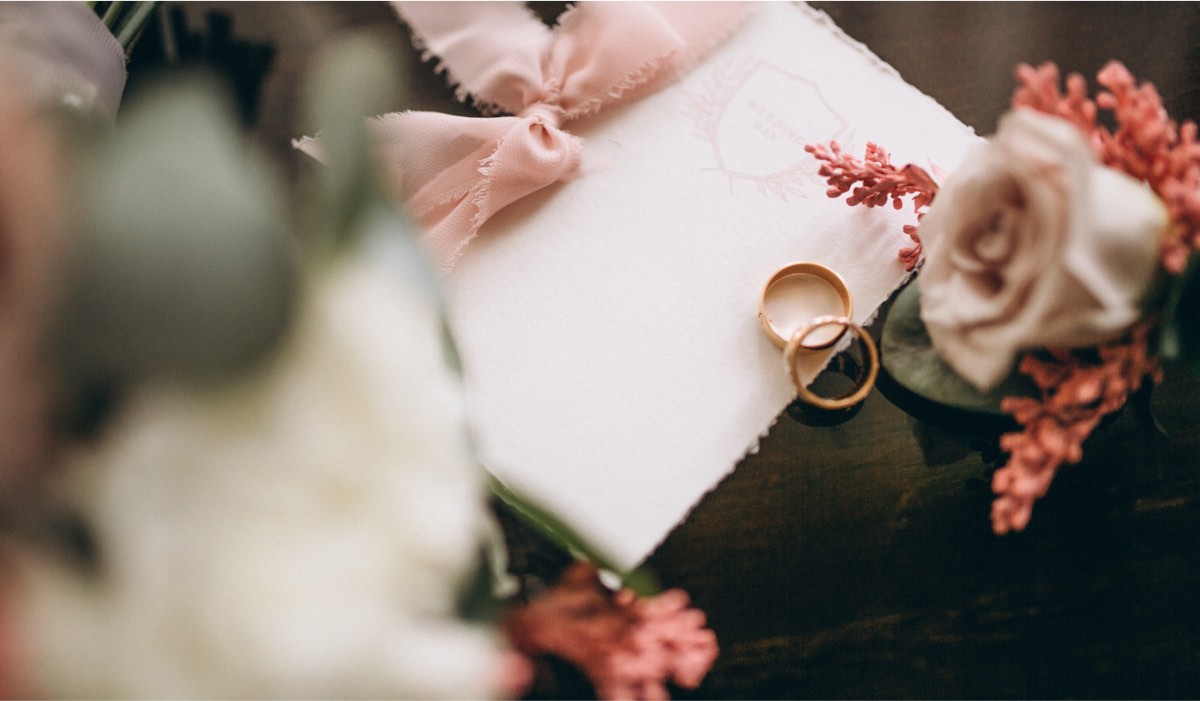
[301,2,748,272]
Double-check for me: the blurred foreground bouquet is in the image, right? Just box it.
[0,8,717,699]
[808,61,1200,533]
[0,23,513,695]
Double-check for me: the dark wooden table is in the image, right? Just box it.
[130,3,1200,698]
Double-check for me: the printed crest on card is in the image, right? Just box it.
[685,57,848,201]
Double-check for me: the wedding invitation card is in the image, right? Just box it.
[445,2,980,570]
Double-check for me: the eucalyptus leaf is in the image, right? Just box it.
[58,74,296,389]
[880,281,1037,416]
[299,33,404,251]
[296,34,444,312]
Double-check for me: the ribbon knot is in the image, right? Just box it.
[302,1,748,272]
[519,102,566,126]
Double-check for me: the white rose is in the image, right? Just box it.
[918,108,1166,391]
[12,232,510,699]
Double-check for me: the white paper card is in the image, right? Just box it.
[446,2,980,570]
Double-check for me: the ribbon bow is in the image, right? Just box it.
[306,1,747,272]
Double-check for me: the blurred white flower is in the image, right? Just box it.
[10,229,510,699]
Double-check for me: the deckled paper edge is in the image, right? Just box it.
[633,1,981,566]
[798,2,979,141]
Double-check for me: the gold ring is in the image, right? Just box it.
[784,315,878,411]
[758,262,853,350]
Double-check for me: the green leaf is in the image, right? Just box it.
[298,33,405,252]
[294,33,445,341]
[60,75,295,387]
[880,280,1037,415]
[488,475,661,596]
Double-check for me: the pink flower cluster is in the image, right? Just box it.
[987,62,1198,533]
[597,587,718,700]
[503,562,718,701]
[991,323,1160,533]
[804,141,938,271]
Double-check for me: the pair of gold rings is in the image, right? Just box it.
[758,262,878,411]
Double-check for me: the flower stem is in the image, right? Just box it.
[101,0,126,29]
[114,2,157,52]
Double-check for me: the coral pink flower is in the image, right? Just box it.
[991,323,1160,534]
[504,562,718,700]
[804,140,938,271]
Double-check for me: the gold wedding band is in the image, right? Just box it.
[784,315,879,411]
[758,262,853,350]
